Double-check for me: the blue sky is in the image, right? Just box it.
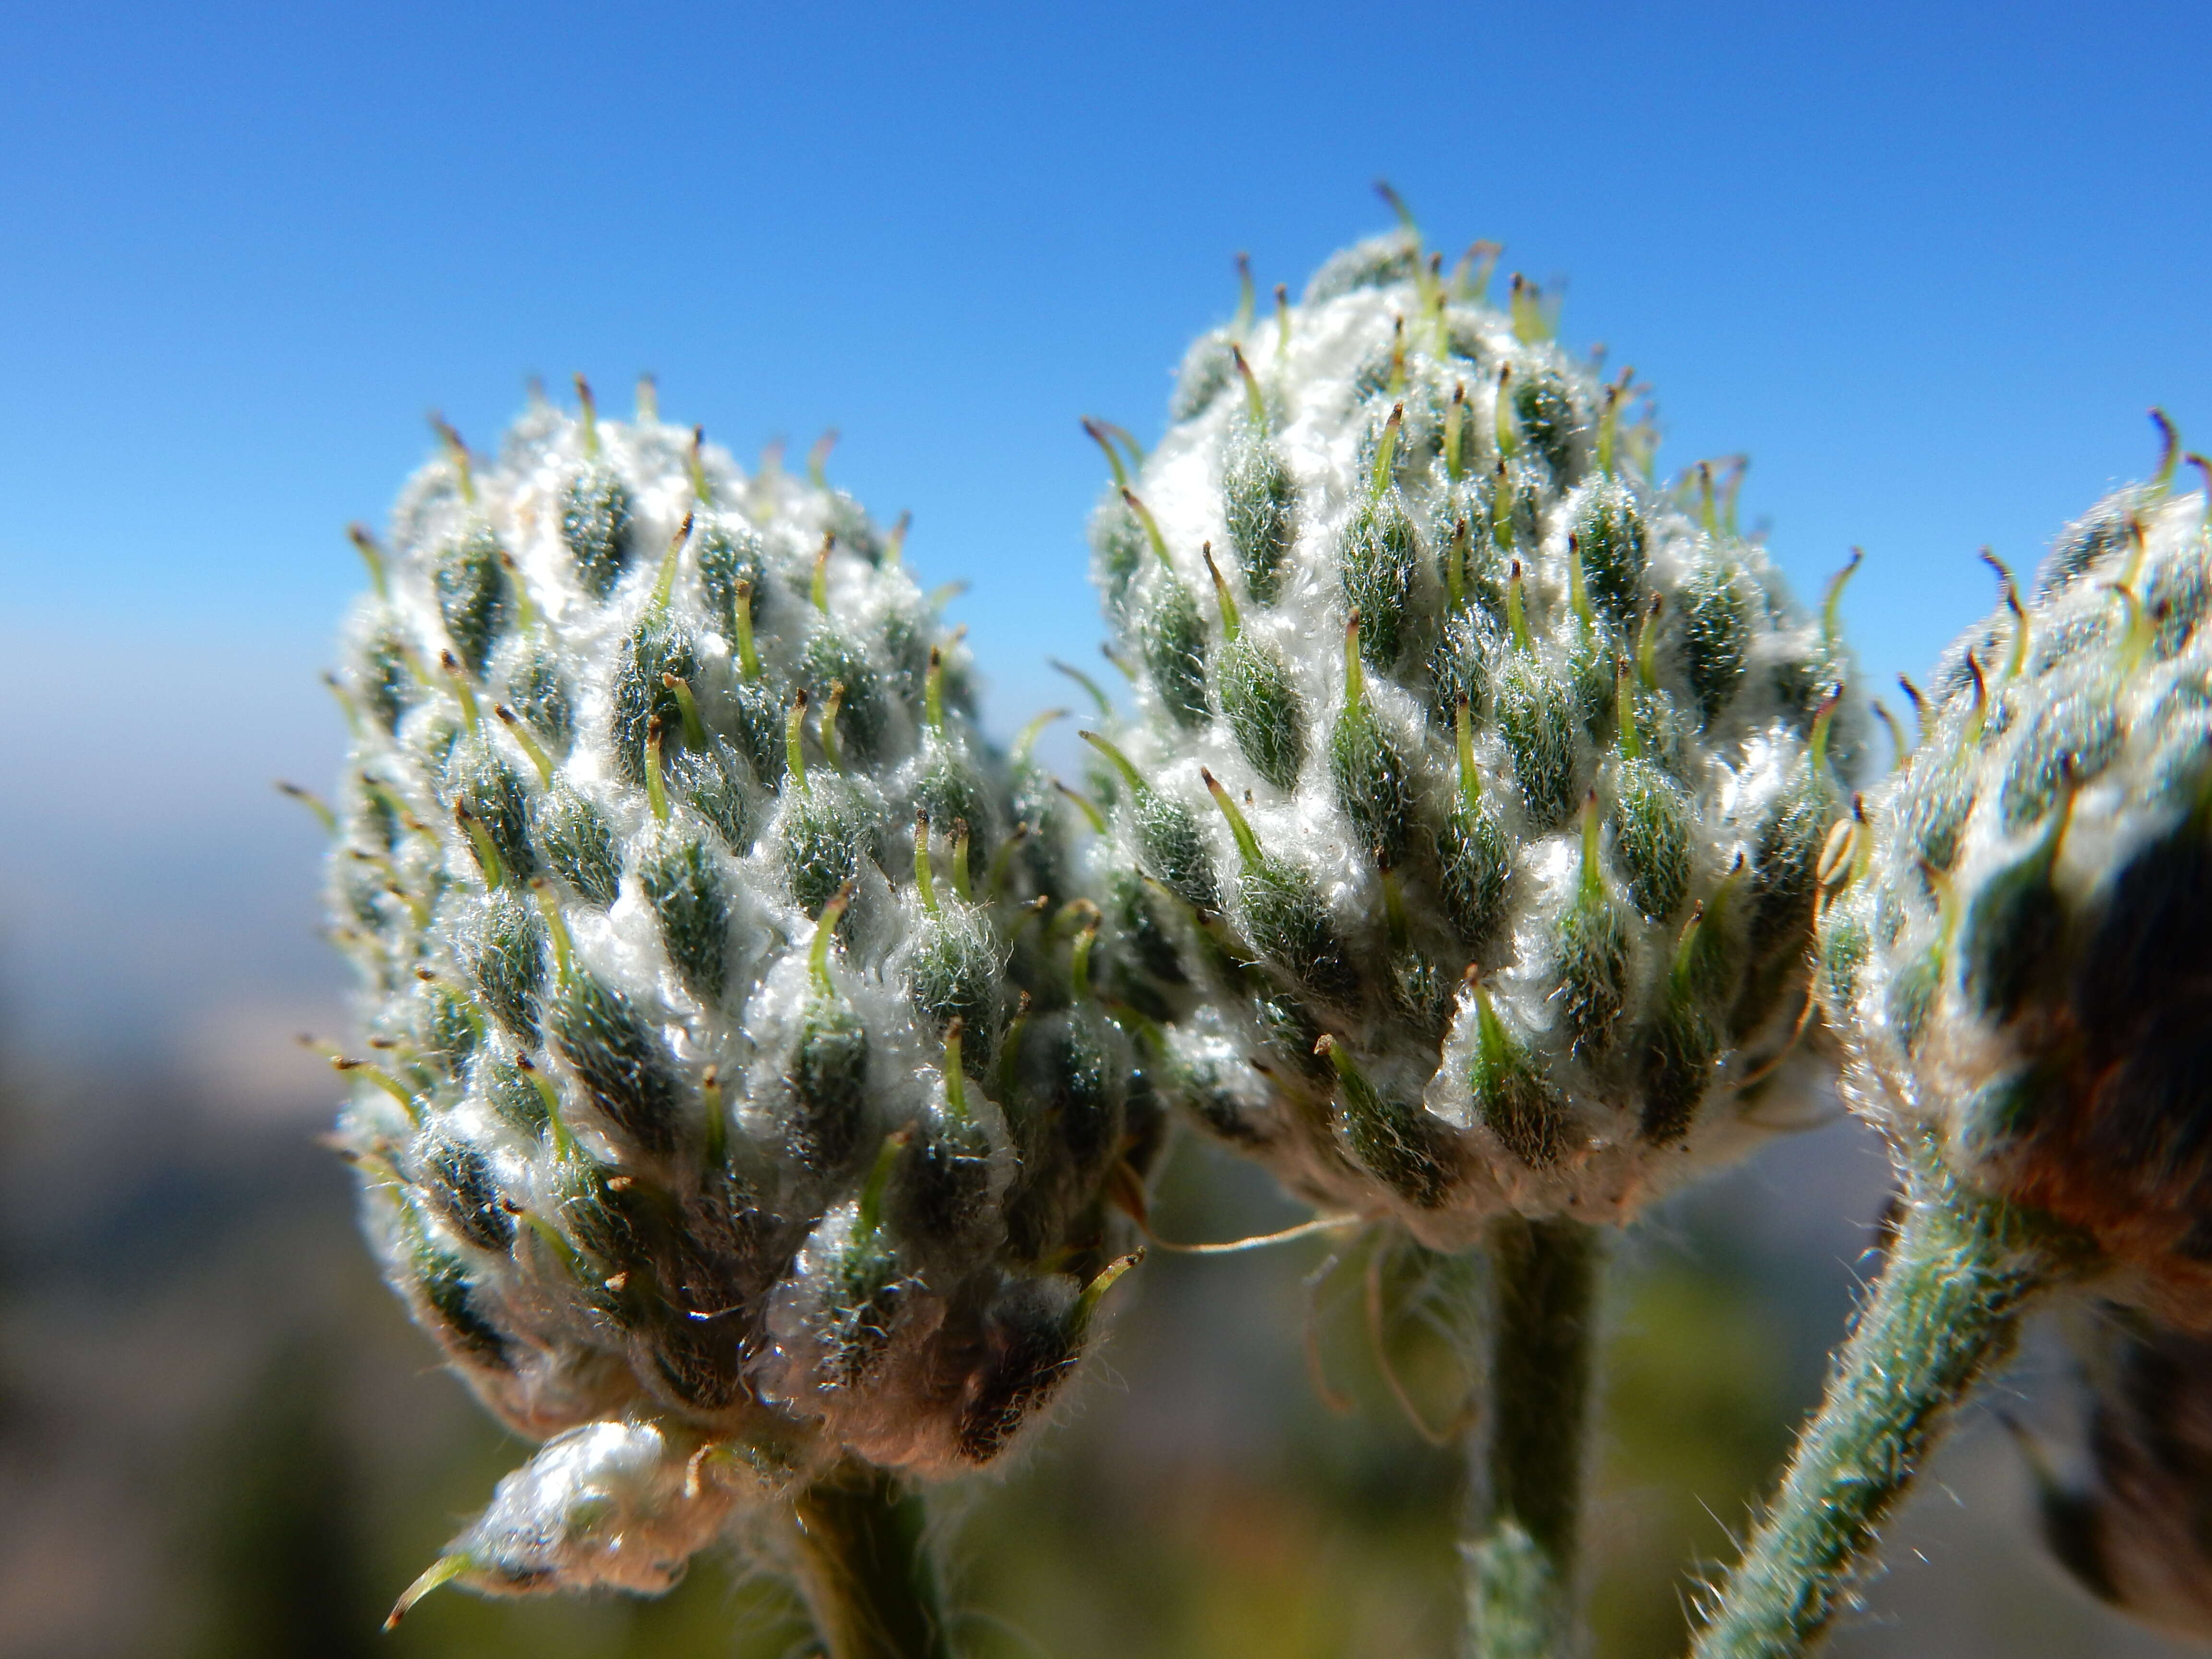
[2,0,2207,1069]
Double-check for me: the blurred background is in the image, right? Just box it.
[2,1,2209,1654]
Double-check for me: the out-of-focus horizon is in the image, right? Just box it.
[1,1,2208,1653]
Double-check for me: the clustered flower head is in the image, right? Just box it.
[1077,220,1863,1248]
[1817,437,2212,1322]
[322,380,1149,1608]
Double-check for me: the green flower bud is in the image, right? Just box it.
[1075,228,1859,1246]
[1818,442,2212,1319]
[324,386,1149,1612]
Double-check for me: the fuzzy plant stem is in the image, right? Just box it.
[787,1464,957,1659]
[1690,1147,2074,1659]
[1464,1215,1606,1659]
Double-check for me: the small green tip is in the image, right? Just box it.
[1081,418,1132,490]
[1505,561,1531,652]
[1122,489,1173,568]
[856,1128,908,1239]
[1809,684,1843,775]
[493,704,554,787]
[661,671,708,749]
[731,579,762,680]
[1055,781,1107,835]
[1493,364,1520,457]
[1597,371,1631,475]
[529,876,575,982]
[1050,658,1113,719]
[1822,548,1864,648]
[573,374,600,458]
[947,820,974,902]
[924,646,948,734]
[1454,694,1482,812]
[1069,909,1100,1003]
[687,425,710,502]
[942,1021,969,1120]
[454,801,508,887]
[276,780,337,835]
[1201,766,1264,868]
[430,415,476,504]
[387,1554,468,1630]
[1635,593,1663,689]
[810,880,856,994]
[913,812,939,914]
[1231,342,1266,430]
[1074,1250,1144,1326]
[347,524,389,597]
[1077,729,1147,794]
[785,691,811,792]
[1873,699,1911,768]
[1375,178,1419,236]
[644,717,670,824]
[2151,407,2182,496]
[1370,403,1403,502]
[1576,791,1604,901]
[818,682,847,773]
[649,513,690,616]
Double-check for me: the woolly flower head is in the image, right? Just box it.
[323,380,1150,1604]
[1819,429,2212,1320]
[1078,218,1862,1250]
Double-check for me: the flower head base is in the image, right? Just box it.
[388,1419,739,1618]
[1081,225,1861,1248]
[1820,438,2212,1321]
[326,384,1150,1602]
